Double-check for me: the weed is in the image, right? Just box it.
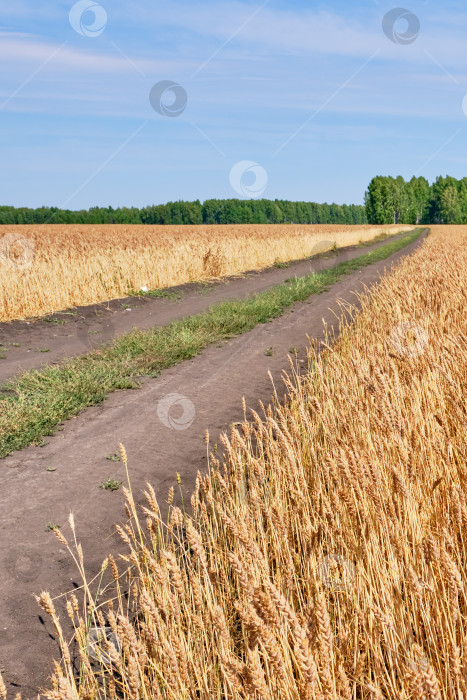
[100,477,122,491]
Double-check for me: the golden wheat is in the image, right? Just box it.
[0,224,412,322]
[31,227,467,699]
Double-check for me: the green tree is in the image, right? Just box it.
[439,186,461,224]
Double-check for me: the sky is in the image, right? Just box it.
[1,0,467,209]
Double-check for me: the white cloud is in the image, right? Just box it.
[117,1,467,68]
[0,32,190,75]
[0,2,465,126]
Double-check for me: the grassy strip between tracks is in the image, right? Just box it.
[0,229,423,458]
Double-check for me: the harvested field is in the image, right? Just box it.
[0,224,412,322]
[32,227,467,698]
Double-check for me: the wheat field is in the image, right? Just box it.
[15,226,465,699]
[0,224,413,322]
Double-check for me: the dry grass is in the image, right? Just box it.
[0,224,412,322]
[17,227,467,699]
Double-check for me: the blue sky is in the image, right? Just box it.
[1,0,467,208]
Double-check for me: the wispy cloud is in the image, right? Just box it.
[1,0,466,208]
[0,32,189,75]
[113,1,467,69]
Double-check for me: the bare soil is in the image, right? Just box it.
[0,232,426,695]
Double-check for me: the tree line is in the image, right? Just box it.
[4,177,467,226]
[365,175,467,225]
[0,199,367,226]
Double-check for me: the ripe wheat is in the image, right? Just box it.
[30,227,467,699]
[0,224,411,321]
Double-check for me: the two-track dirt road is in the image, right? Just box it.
[0,231,426,695]
[0,231,412,383]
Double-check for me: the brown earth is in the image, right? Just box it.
[0,231,426,696]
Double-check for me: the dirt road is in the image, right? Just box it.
[0,231,426,694]
[0,232,412,384]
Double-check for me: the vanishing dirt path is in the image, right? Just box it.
[0,232,426,694]
[0,232,413,384]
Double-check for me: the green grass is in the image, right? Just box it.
[43,317,66,325]
[100,477,122,491]
[0,230,422,458]
[129,288,183,301]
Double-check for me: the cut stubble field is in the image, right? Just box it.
[0,223,413,322]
